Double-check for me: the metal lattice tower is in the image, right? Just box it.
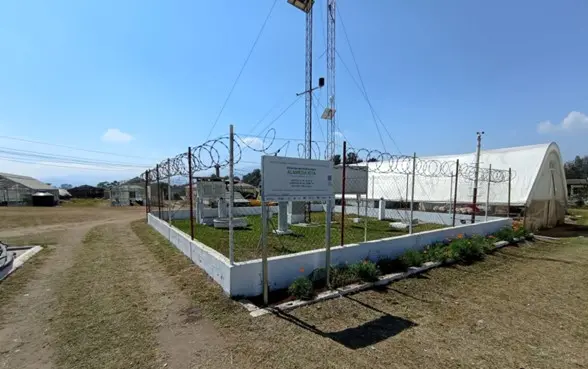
[326,0,336,159]
[305,7,313,161]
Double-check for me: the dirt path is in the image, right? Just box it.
[0,210,227,369]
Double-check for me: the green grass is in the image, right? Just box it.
[173,213,445,262]
[568,208,588,225]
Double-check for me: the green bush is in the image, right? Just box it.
[449,238,485,263]
[400,249,425,268]
[513,226,530,239]
[494,226,516,242]
[330,264,361,288]
[288,277,314,300]
[376,257,406,274]
[350,260,381,282]
[424,243,450,263]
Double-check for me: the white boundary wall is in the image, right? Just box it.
[147,213,511,297]
[148,214,231,293]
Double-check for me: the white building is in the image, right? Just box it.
[365,142,566,230]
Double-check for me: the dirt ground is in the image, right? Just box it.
[1,206,587,368]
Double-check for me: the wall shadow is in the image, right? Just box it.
[536,224,588,238]
[273,296,417,350]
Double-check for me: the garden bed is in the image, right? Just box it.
[172,212,445,261]
[242,222,533,315]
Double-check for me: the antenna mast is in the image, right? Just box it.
[326,0,336,159]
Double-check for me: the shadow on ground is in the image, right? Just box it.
[274,295,417,349]
[536,223,588,238]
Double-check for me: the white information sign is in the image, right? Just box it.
[261,156,334,201]
[332,165,369,194]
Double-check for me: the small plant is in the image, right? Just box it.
[288,277,314,300]
[425,243,450,263]
[494,226,516,242]
[350,260,380,282]
[376,257,406,274]
[400,249,425,268]
[449,237,485,263]
[330,264,361,288]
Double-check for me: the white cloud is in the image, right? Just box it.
[240,136,263,150]
[101,128,134,143]
[537,111,588,134]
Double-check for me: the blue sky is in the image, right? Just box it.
[1,0,587,185]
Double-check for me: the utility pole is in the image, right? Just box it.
[471,131,484,223]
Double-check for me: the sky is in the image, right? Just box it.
[1,0,587,186]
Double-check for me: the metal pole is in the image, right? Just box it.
[325,197,332,289]
[188,147,195,240]
[156,164,162,219]
[452,159,460,227]
[261,160,269,306]
[471,131,484,223]
[364,193,368,242]
[409,152,417,234]
[167,159,172,224]
[507,168,512,218]
[340,141,347,246]
[485,164,492,222]
[405,173,409,208]
[229,125,235,265]
[144,170,149,218]
[449,172,453,218]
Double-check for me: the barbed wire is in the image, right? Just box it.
[130,128,514,184]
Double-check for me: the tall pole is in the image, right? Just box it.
[326,0,336,158]
[449,172,453,217]
[507,167,512,218]
[452,159,460,227]
[325,197,332,288]
[471,131,484,223]
[405,173,409,208]
[304,5,313,224]
[188,147,195,240]
[229,125,235,265]
[144,170,150,218]
[167,159,172,224]
[156,164,162,219]
[340,141,347,246]
[261,158,269,305]
[409,152,417,234]
[485,164,492,222]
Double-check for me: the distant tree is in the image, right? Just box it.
[346,152,363,164]
[242,169,261,187]
[332,155,341,166]
[564,155,588,179]
[96,181,110,188]
[60,184,73,189]
[367,157,378,163]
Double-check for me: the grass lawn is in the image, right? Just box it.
[173,212,445,261]
[132,219,588,369]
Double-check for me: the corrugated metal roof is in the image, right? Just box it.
[0,172,57,191]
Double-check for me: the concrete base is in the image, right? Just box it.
[287,201,305,224]
[273,229,293,235]
[291,222,321,228]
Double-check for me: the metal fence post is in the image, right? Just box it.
[452,159,460,227]
[261,160,269,306]
[229,124,235,265]
[156,164,162,219]
[144,170,150,218]
[188,147,195,240]
[340,141,347,246]
[409,152,417,234]
[485,164,492,221]
[507,167,512,219]
[449,172,453,220]
[167,159,172,224]
[325,197,332,289]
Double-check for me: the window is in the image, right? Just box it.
[129,191,136,199]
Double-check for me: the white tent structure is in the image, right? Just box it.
[365,142,567,230]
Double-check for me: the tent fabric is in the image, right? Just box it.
[364,142,566,206]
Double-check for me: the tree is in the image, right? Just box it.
[60,184,73,189]
[564,155,588,179]
[331,155,341,166]
[346,152,363,164]
[97,181,111,188]
[367,157,378,163]
[242,169,261,187]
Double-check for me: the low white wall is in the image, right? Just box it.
[230,218,512,297]
[147,214,231,294]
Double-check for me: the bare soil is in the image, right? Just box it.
[0,207,229,369]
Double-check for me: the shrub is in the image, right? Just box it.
[350,260,380,282]
[330,264,361,288]
[288,277,314,300]
[449,238,485,263]
[494,226,516,242]
[424,243,450,263]
[376,257,406,274]
[400,249,424,268]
